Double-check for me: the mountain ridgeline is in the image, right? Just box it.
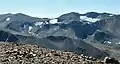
[0,12,120,58]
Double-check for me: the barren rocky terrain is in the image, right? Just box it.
[0,42,119,64]
[0,42,113,64]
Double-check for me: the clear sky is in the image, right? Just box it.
[0,0,120,18]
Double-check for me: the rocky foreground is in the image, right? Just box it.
[0,42,119,64]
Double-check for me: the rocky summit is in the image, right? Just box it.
[0,42,119,64]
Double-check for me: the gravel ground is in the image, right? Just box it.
[0,42,117,64]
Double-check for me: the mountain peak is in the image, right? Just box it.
[14,13,30,17]
[85,12,100,18]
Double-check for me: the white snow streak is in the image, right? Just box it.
[6,18,11,21]
[80,16,100,22]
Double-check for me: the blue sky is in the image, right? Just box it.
[0,0,120,18]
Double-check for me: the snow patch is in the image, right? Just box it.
[109,15,114,17]
[28,26,33,31]
[104,41,112,44]
[116,42,120,45]
[107,41,112,44]
[6,18,11,21]
[34,22,43,26]
[49,19,58,24]
[23,25,26,29]
[28,26,33,33]
[39,25,42,28]
[45,21,49,24]
[80,16,100,22]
